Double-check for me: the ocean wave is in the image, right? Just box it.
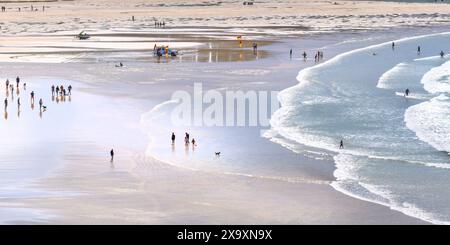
[421,60,450,94]
[269,31,450,224]
[405,94,450,154]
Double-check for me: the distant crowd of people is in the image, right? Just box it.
[3,77,73,120]
[1,5,46,12]
[155,21,166,28]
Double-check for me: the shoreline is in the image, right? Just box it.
[1,6,448,224]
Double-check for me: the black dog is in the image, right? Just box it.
[215,152,221,156]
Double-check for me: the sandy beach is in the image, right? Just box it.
[0,0,449,224]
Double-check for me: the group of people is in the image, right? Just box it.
[1,5,45,12]
[289,49,322,62]
[155,21,166,28]
[3,77,74,120]
[171,132,197,147]
[51,84,72,97]
[3,76,45,119]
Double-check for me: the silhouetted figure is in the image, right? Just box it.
[68,85,72,95]
[4,98,7,110]
[405,88,410,97]
[171,132,176,144]
[440,50,445,58]
[303,51,307,60]
[417,45,421,55]
[5,79,9,90]
[110,149,114,162]
[339,140,344,149]
[16,76,19,87]
[392,42,395,50]
[290,49,292,59]
[51,85,55,96]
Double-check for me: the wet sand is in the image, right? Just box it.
[0,0,448,224]
[0,26,444,224]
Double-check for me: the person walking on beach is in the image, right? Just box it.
[290,49,293,59]
[417,45,421,55]
[339,140,344,149]
[171,132,176,145]
[303,51,307,61]
[185,133,190,145]
[405,88,410,97]
[23,83,26,90]
[30,91,35,102]
[39,98,43,111]
[110,149,114,162]
[191,138,196,146]
[55,86,60,96]
[440,50,445,58]
[16,76,20,87]
[17,98,20,108]
[392,42,395,50]
[5,79,9,90]
[51,85,55,96]
[68,85,72,95]
[4,98,7,110]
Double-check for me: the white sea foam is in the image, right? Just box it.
[269,31,450,224]
[421,60,450,94]
[405,94,450,153]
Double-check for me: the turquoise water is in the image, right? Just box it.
[270,32,450,224]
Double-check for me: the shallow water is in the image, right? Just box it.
[270,32,450,224]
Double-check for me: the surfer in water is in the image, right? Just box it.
[405,88,410,97]
[440,50,445,58]
[417,45,421,55]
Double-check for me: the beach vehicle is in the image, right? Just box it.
[153,46,178,57]
[76,31,90,40]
